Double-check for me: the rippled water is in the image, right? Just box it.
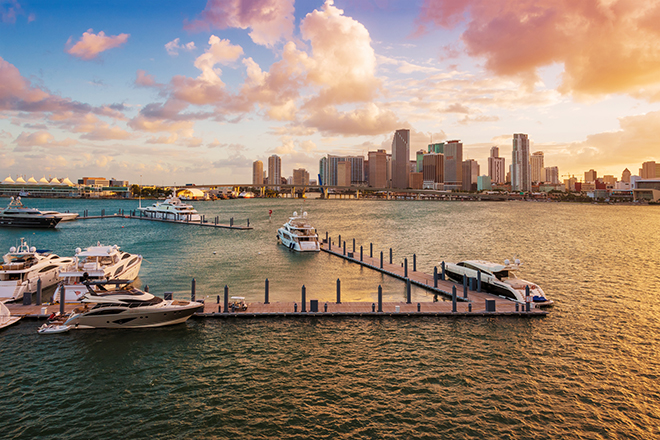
[1,198,659,439]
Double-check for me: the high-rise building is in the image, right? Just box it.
[488,146,506,184]
[512,133,531,192]
[530,151,544,183]
[327,155,365,186]
[336,161,352,186]
[409,172,423,189]
[444,140,463,188]
[545,166,559,184]
[391,129,410,189]
[368,149,389,188]
[267,155,281,185]
[477,175,492,191]
[602,175,616,186]
[641,161,657,179]
[462,159,479,191]
[293,168,309,185]
[319,157,328,186]
[416,150,425,172]
[422,153,444,188]
[428,143,444,154]
[584,169,597,183]
[252,160,263,185]
[622,168,631,183]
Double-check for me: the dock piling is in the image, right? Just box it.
[336,278,341,304]
[301,285,307,312]
[468,303,472,312]
[339,234,342,245]
[216,295,219,304]
[23,289,31,305]
[294,303,297,312]
[324,303,328,312]
[452,286,457,312]
[441,261,446,281]
[329,237,331,250]
[343,241,346,256]
[370,243,373,258]
[413,254,416,272]
[433,267,438,288]
[247,219,250,227]
[380,251,383,269]
[377,285,383,312]
[372,303,375,313]
[59,286,64,315]
[360,246,363,262]
[404,258,408,278]
[406,279,411,304]
[224,285,229,313]
[526,285,531,312]
[463,276,468,298]
[477,271,482,292]
[36,279,42,306]
[265,278,270,304]
[353,238,355,253]
[191,278,196,302]
[417,303,421,312]
[389,248,393,264]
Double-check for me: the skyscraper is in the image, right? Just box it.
[512,133,531,192]
[530,151,544,183]
[422,153,444,189]
[267,155,281,185]
[319,157,328,186]
[428,143,444,154]
[462,159,479,191]
[368,149,389,188]
[336,161,352,186]
[545,166,559,184]
[488,146,506,184]
[641,161,657,179]
[443,140,463,188]
[622,168,631,183]
[391,129,410,189]
[327,155,365,186]
[416,150,425,172]
[293,169,309,185]
[252,160,263,185]
[584,169,597,183]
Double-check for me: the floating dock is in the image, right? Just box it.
[74,210,252,230]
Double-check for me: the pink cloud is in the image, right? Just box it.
[1,0,25,24]
[416,0,660,99]
[65,29,129,60]
[304,103,403,136]
[135,70,163,88]
[165,38,196,56]
[185,0,294,47]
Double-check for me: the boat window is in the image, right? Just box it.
[128,257,138,266]
[456,262,465,267]
[39,265,58,273]
[493,270,509,280]
[122,253,131,260]
[113,265,124,277]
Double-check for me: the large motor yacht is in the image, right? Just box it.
[137,191,201,222]
[443,259,552,306]
[64,280,204,329]
[277,211,320,252]
[0,197,62,228]
[54,243,143,303]
[0,238,75,301]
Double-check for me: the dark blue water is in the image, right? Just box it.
[1,198,659,439]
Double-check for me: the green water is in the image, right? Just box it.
[1,198,659,439]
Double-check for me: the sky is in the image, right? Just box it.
[1,0,659,185]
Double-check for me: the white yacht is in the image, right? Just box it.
[39,210,79,221]
[54,243,143,303]
[137,191,201,222]
[64,280,204,329]
[277,211,320,252]
[443,259,552,306]
[0,238,75,301]
[0,197,62,228]
[0,301,21,329]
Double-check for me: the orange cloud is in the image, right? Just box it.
[417,0,660,99]
[185,0,294,47]
[304,103,403,136]
[65,29,129,60]
[13,130,77,150]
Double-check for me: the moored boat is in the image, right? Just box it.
[0,301,21,329]
[0,197,62,228]
[137,191,201,221]
[277,211,320,252]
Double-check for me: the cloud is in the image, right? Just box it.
[135,70,164,88]
[184,0,295,47]
[13,130,78,150]
[65,29,129,60]
[304,103,403,136]
[79,124,131,141]
[441,103,470,113]
[416,0,660,100]
[1,0,26,23]
[458,114,499,125]
[165,38,196,56]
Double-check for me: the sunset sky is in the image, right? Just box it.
[1,0,659,185]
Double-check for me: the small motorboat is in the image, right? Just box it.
[38,323,71,334]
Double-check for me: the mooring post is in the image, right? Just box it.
[413,254,416,272]
[404,258,408,278]
[370,243,373,258]
[36,279,42,306]
[516,303,520,312]
[216,295,219,304]
[265,278,270,304]
[191,278,196,302]
[468,303,472,312]
[326,231,328,242]
[59,289,64,315]
[336,278,341,304]
[230,217,234,227]
[380,251,383,269]
[294,303,297,312]
[406,279,411,304]
[247,219,250,228]
[463,276,468,298]
[377,285,383,312]
[224,285,229,313]
[23,288,31,305]
[433,266,438,288]
[339,234,342,245]
[389,248,393,264]
[417,303,421,312]
[452,286,457,312]
[441,261,446,280]
[343,241,346,256]
[301,285,307,312]
[329,237,331,250]
[360,246,363,262]
[353,238,355,253]
[477,270,482,292]
[324,303,328,312]
[372,303,375,312]
[526,285,531,312]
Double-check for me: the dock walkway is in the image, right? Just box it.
[75,211,252,230]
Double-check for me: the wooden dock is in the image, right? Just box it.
[75,211,252,230]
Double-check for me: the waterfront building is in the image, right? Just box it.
[530,151,544,183]
[82,177,110,186]
[319,157,328,186]
[622,168,631,183]
[252,160,263,186]
[336,161,352,186]
[368,149,389,188]
[444,140,463,189]
[488,147,506,184]
[462,159,479,191]
[422,153,444,189]
[391,129,410,189]
[584,169,597,183]
[409,172,423,189]
[416,150,425,173]
[268,155,281,185]
[477,175,492,191]
[428,142,444,154]
[640,161,658,179]
[633,179,660,202]
[602,175,616,186]
[512,133,531,192]
[327,155,365,186]
[293,168,309,186]
[564,176,577,192]
[545,166,559,184]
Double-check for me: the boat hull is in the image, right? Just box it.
[277,229,320,252]
[0,215,61,228]
[65,301,203,329]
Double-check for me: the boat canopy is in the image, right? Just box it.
[77,245,120,257]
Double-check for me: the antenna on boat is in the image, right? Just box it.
[139,174,142,209]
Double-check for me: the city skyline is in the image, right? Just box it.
[1,0,659,184]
